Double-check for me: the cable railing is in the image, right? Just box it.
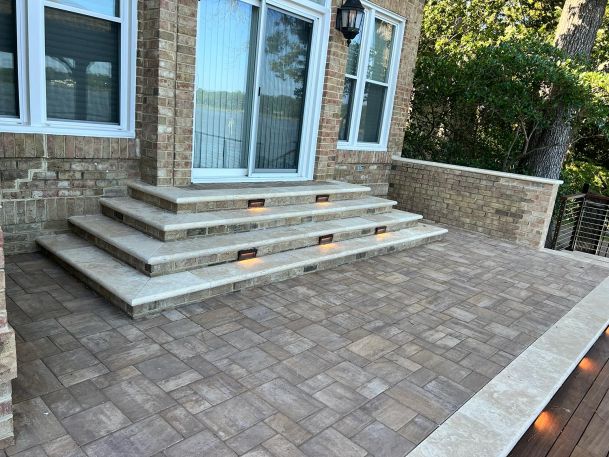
[551,193,609,257]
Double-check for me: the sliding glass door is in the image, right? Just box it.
[193,0,258,174]
[193,0,320,181]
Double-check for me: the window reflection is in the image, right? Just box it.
[0,0,18,117]
[194,0,258,169]
[358,83,386,143]
[45,7,120,123]
[255,8,312,171]
[367,19,394,83]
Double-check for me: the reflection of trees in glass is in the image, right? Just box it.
[264,12,312,97]
[346,41,361,75]
[367,20,394,82]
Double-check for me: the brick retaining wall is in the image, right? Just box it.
[388,158,562,249]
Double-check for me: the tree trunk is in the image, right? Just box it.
[524,0,607,179]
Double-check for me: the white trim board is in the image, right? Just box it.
[407,274,609,457]
[393,157,564,186]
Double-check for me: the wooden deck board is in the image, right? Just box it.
[510,331,609,457]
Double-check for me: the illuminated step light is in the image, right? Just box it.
[319,234,334,245]
[237,248,258,261]
[534,411,553,431]
[579,357,594,371]
[316,195,330,203]
[248,199,265,209]
[375,226,387,235]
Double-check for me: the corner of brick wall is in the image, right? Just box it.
[315,0,426,196]
[0,228,18,448]
[388,159,561,249]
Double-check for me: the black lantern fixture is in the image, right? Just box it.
[335,0,365,45]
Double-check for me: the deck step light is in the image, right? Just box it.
[319,234,334,245]
[316,195,330,203]
[248,199,265,208]
[238,248,258,261]
[375,226,387,235]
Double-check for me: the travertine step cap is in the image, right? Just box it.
[37,224,447,316]
[128,180,370,204]
[70,210,422,267]
[100,196,397,232]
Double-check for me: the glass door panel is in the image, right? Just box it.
[193,0,258,170]
[254,7,312,172]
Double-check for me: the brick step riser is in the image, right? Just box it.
[100,204,394,242]
[70,218,420,277]
[40,231,446,318]
[128,187,370,213]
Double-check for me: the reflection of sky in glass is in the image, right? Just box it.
[50,0,118,17]
[196,0,254,93]
[88,61,112,77]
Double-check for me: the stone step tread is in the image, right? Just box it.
[37,224,447,311]
[128,180,370,204]
[70,210,422,266]
[100,196,396,231]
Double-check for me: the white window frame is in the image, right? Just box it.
[0,0,137,138]
[337,1,405,152]
[191,0,331,183]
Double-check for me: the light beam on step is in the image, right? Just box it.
[578,357,595,372]
[319,243,338,250]
[533,411,555,432]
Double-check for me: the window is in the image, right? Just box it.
[338,4,404,150]
[0,0,136,137]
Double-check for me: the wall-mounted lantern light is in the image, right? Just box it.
[335,0,365,45]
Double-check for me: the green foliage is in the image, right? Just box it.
[405,0,609,174]
[560,161,609,197]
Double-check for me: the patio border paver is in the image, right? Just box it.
[407,275,609,457]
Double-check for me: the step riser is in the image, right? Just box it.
[71,218,420,277]
[129,187,370,213]
[101,204,394,242]
[40,231,446,318]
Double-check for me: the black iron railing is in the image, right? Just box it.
[551,193,609,257]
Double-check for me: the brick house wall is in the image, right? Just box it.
[0,228,17,447]
[389,158,562,249]
[316,0,425,196]
[0,0,426,254]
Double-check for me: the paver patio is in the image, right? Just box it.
[4,229,608,457]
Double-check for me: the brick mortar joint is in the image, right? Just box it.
[1,137,49,200]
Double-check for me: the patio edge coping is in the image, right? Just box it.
[407,274,609,457]
[392,156,564,186]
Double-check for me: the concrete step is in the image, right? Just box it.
[128,180,371,213]
[37,224,448,318]
[70,211,423,276]
[100,196,396,241]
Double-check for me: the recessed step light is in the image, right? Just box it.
[248,199,265,209]
[316,195,330,203]
[237,248,258,261]
[375,226,387,235]
[319,234,334,245]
